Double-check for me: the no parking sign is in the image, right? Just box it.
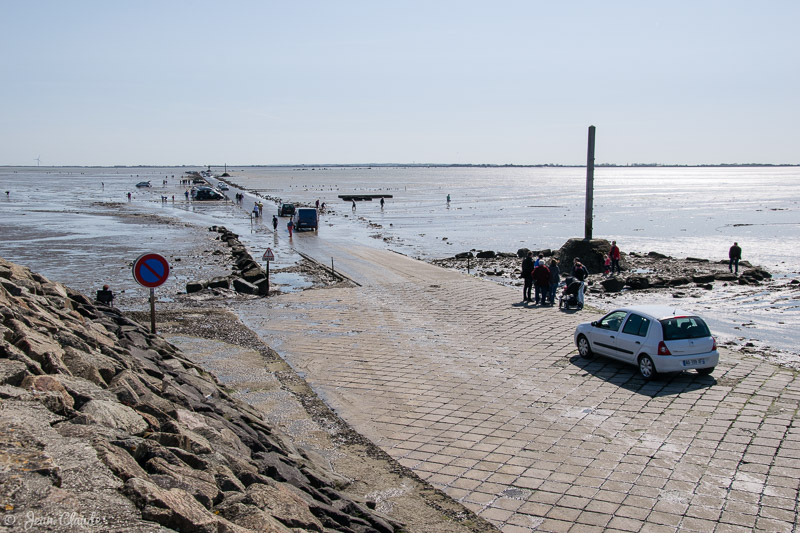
[132,253,170,333]
[133,253,170,288]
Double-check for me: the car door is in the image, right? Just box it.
[614,313,652,363]
[589,310,628,358]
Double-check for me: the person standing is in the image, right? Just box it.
[603,254,611,276]
[96,285,114,305]
[272,215,278,232]
[610,241,621,275]
[287,219,293,237]
[533,261,551,305]
[380,197,385,209]
[729,242,742,274]
[521,251,534,302]
[548,259,561,305]
[572,259,589,282]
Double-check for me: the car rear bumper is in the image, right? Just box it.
[655,351,719,372]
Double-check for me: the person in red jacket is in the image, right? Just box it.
[532,262,551,305]
[610,241,621,275]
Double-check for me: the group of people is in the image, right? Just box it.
[521,253,561,305]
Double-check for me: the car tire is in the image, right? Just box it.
[697,367,714,376]
[577,335,593,358]
[638,355,656,380]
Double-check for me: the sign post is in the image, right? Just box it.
[262,248,275,296]
[132,253,170,333]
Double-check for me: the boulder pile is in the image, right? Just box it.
[0,257,403,532]
[186,227,269,296]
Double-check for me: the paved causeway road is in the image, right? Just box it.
[238,242,800,532]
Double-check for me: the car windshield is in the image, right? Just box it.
[659,316,712,340]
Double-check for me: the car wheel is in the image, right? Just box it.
[697,367,714,376]
[577,335,593,358]
[638,355,656,380]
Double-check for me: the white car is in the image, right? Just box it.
[574,304,718,380]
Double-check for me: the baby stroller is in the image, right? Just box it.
[559,276,585,309]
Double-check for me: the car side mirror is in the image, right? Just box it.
[591,321,598,327]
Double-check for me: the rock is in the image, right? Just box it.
[741,267,772,281]
[145,456,222,509]
[208,277,230,289]
[20,375,75,411]
[92,439,149,481]
[625,275,650,290]
[714,272,738,281]
[233,278,258,295]
[0,359,30,386]
[244,481,325,531]
[475,250,496,259]
[123,477,235,533]
[217,501,294,532]
[691,273,716,283]
[666,276,692,287]
[516,248,529,258]
[80,399,149,435]
[600,277,625,293]
[186,280,207,294]
[454,252,474,259]
[647,251,669,259]
[558,238,619,274]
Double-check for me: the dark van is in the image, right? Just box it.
[292,208,318,231]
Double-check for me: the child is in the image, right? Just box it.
[603,254,611,276]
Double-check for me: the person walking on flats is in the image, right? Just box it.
[729,242,742,274]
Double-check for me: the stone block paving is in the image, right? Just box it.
[237,251,800,532]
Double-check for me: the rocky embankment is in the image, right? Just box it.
[433,238,774,295]
[0,257,403,532]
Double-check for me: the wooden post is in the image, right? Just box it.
[149,288,156,334]
[585,125,596,240]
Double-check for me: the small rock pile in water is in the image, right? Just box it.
[186,226,269,296]
[0,257,401,532]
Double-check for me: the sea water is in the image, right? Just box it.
[1,165,798,359]
[227,165,800,273]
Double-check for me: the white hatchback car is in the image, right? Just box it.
[574,304,719,379]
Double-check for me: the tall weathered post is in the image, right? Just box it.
[585,125,596,240]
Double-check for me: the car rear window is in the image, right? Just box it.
[659,316,712,340]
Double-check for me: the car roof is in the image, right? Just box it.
[613,304,698,320]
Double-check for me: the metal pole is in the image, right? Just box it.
[585,125,596,240]
[266,260,270,296]
[331,257,335,274]
[149,288,156,334]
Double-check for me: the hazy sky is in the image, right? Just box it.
[2,1,798,166]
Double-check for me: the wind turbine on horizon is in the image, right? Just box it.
[34,156,40,167]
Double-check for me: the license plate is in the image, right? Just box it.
[682,358,705,367]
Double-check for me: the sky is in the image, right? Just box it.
[1,1,798,166]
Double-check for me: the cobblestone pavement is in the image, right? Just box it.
[237,245,800,532]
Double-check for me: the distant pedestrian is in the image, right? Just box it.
[533,261,551,305]
[521,251,534,302]
[729,242,742,274]
[534,253,544,267]
[257,202,263,217]
[287,219,293,237]
[252,205,259,218]
[610,241,621,275]
[603,254,611,276]
[380,197,385,209]
[446,194,451,204]
[185,190,189,199]
[315,199,320,209]
[548,259,561,305]
[352,200,356,211]
[127,192,131,201]
[272,215,278,232]
[572,259,589,282]
[4,191,8,198]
